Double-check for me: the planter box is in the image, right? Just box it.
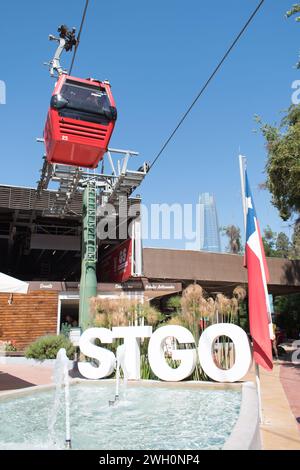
[0,351,24,357]
[0,355,74,368]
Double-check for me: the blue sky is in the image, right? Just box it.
[0,0,299,249]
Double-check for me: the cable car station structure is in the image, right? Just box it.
[1,4,300,351]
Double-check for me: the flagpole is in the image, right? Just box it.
[239,155,247,229]
[255,363,263,423]
[238,154,263,424]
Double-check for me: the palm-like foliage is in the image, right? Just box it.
[233,286,247,302]
[222,225,242,254]
[178,285,216,342]
[90,297,162,328]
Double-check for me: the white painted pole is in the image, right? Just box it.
[238,154,247,232]
[238,154,263,424]
[115,359,120,399]
[64,361,71,448]
[255,363,263,423]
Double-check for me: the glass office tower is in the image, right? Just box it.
[199,193,222,253]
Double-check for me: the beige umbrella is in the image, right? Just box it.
[0,272,29,294]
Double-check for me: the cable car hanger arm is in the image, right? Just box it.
[46,25,77,77]
[48,35,66,76]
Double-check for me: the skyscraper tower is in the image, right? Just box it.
[199,193,222,253]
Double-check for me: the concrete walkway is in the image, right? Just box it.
[280,361,300,434]
[245,361,300,450]
[0,364,53,393]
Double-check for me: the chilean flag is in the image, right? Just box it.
[245,171,273,371]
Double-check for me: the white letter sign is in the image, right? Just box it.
[148,325,197,381]
[78,327,116,380]
[198,323,252,382]
[112,326,152,380]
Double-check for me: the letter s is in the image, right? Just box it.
[78,327,116,379]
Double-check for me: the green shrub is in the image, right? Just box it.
[25,335,75,360]
[60,322,72,339]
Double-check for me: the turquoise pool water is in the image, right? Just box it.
[0,382,241,450]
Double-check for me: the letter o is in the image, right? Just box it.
[198,323,252,382]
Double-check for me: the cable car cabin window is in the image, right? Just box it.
[57,80,112,125]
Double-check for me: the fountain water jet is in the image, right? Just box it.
[48,348,71,449]
[109,345,128,406]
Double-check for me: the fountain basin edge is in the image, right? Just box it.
[0,378,261,450]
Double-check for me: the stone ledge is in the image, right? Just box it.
[223,381,261,450]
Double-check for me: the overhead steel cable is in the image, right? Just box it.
[149,0,265,170]
[69,0,90,75]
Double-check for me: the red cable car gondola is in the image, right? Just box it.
[44,74,117,168]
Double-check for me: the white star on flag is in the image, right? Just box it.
[246,196,253,211]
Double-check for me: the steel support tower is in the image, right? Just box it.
[36,145,148,330]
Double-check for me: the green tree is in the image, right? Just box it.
[291,222,300,258]
[286,4,300,21]
[222,225,242,254]
[286,3,300,67]
[257,106,300,221]
[274,294,300,338]
[262,226,292,259]
[262,225,277,257]
[275,232,291,258]
[257,6,300,220]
